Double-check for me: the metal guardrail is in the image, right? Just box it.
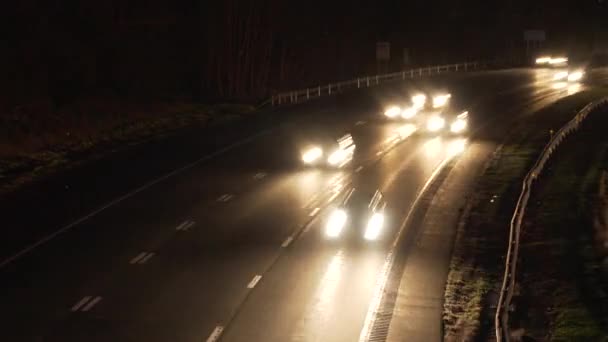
[495,97,608,341]
[266,61,487,107]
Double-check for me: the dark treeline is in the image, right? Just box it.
[3,0,606,111]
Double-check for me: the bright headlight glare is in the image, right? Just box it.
[384,106,401,118]
[549,57,568,65]
[326,209,347,238]
[553,71,568,80]
[412,94,426,108]
[432,94,451,108]
[450,119,467,133]
[401,107,418,119]
[567,70,583,82]
[327,149,348,166]
[427,116,445,132]
[536,56,551,64]
[364,213,384,240]
[302,147,323,163]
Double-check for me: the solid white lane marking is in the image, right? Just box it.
[206,326,224,342]
[71,296,92,312]
[130,252,147,264]
[217,194,234,202]
[309,207,320,217]
[281,236,294,248]
[247,275,262,289]
[81,296,102,312]
[254,172,267,180]
[355,166,364,173]
[140,253,155,264]
[0,129,273,269]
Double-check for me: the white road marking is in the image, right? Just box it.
[281,236,294,248]
[328,192,340,203]
[217,194,234,202]
[140,253,155,264]
[247,275,262,289]
[71,296,92,312]
[254,172,267,180]
[309,207,320,217]
[356,120,366,126]
[1,129,273,269]
[175,221,188,230]
[81,296,102,312]
[355,166,364,173]
[130,252,147,264]
[177,220,195,231]
[206,326,224,342]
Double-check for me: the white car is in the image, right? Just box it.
[325,188,387,241]
[301,133,356,168]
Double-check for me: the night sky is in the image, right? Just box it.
[3,0,607,105]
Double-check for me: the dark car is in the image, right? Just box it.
[324,188,387,240]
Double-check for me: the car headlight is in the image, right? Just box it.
[427,116,445,132]
[553,71,568,80]
[536,56,551,64]
[384,106,401,118]
[302,147,323,164]
[549,57,568,65]
[432,94,451,108]
[411,94,426,108]
[364,213,384,240]
[401,107,418,119]
[567,70,583,82]
[326,209,347,238]
[450,119,467,133]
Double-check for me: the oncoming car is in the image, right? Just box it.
[552,69,584,83]
[325,188,387,241]
[301,133,356,168]
[425,110,469,135]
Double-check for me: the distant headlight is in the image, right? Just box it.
[411,94,427,108]
[553,71,568,80]
[549,57,568,65]
[450,119,467,133]
[432,94,451,108]
[364,213,384,241]
[567,70,583,82]
[326,209,347,238]
[401,107,418,119]
[384,106,401,118]
[536,56,551,64]
[302,147,323,164]
[427,116,445,132]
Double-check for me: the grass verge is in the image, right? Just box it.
[443,89,608,341]
[0,101,255,196]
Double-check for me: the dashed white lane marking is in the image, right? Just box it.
[217,194,234,202]
[176,220,195,231]
[0,129,273,269]
[309,207,320,217]
[281,236,294,248]
[82,296,102,312]
[254,172,267,180]
[355,166,364,173]
[356,120,366,126]
[72,296,102,312]
[71,296,92,311]
[206,326,224,342]
[247,275,262,289]
[130,252,147,264]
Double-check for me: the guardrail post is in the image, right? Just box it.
[376,75,379,84]
[271,95,275,106]
[465,63,468,71]
[402,71,405,80]
[318,86,321,97]
[329,84,332,95]
[295,92,298,103]
[367,77,370,87]
[419,68,422,76]
[278,94,282,105]
[307,88,310,99]
[357,78,360,88]
[338,83,341,92]
[456,64,459,71]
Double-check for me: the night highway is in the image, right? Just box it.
[0,68,594,342]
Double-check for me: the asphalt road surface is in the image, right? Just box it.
[0,68,599,342]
